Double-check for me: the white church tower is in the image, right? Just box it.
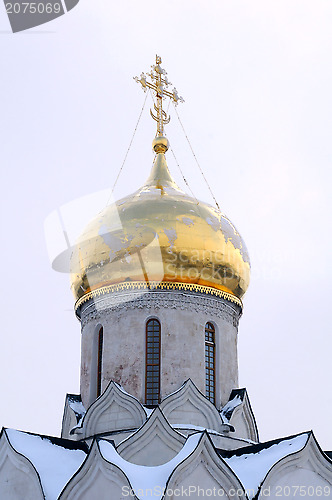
[1,56,331,500]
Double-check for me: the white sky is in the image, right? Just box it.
[0,0,331,450]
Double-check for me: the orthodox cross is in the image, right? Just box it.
[134,55,184,137]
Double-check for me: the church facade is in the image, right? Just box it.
[1,56,331,499]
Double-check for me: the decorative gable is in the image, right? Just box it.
[258,432,332,498]
[160,379,225,433]
[59,440,136,500]
[165,433,248,499]
[117,408,186,465]
[0,429,44,500]
[74,381,147,439]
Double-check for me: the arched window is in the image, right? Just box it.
[96,326,103,398]
[145,319,161,406]
[205,322,215,404]
[89,325,104,404]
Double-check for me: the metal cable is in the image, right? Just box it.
[169,145,199,203]
[149,93,199,202]
[111,92,149,194]
[172,102,221,211]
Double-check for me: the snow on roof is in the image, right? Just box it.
[143,406,154,417]
[173,423,220,433]
[221,394,243,421]
[6,429,87,500]
[174,423,235,436]
[99,431,202,499]
[222,433,309,498]
[67,395,86,419]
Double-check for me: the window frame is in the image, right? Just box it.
[96,326,103,398]
[145,318,161,406]
[205,322,216,404]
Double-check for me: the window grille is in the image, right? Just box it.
[97,327,103,398]
[205,322,215,404]
[145,319,161,406]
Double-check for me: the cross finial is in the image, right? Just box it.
[134,55,184,148]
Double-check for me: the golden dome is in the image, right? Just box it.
[70,137,250,310]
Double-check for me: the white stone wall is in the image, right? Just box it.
[79,289,241,409]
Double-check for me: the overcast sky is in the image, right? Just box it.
[0,0,331,450]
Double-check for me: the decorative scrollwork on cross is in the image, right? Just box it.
[134,55,184,137]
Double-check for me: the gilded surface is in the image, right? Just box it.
[70,151,250,302]
[70,56,250,304]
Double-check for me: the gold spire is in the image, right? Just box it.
[134,55,184,151]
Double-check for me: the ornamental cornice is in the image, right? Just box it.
[79,286,241,329]
[76,281,242,314]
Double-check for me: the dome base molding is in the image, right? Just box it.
[76,280,242,320]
